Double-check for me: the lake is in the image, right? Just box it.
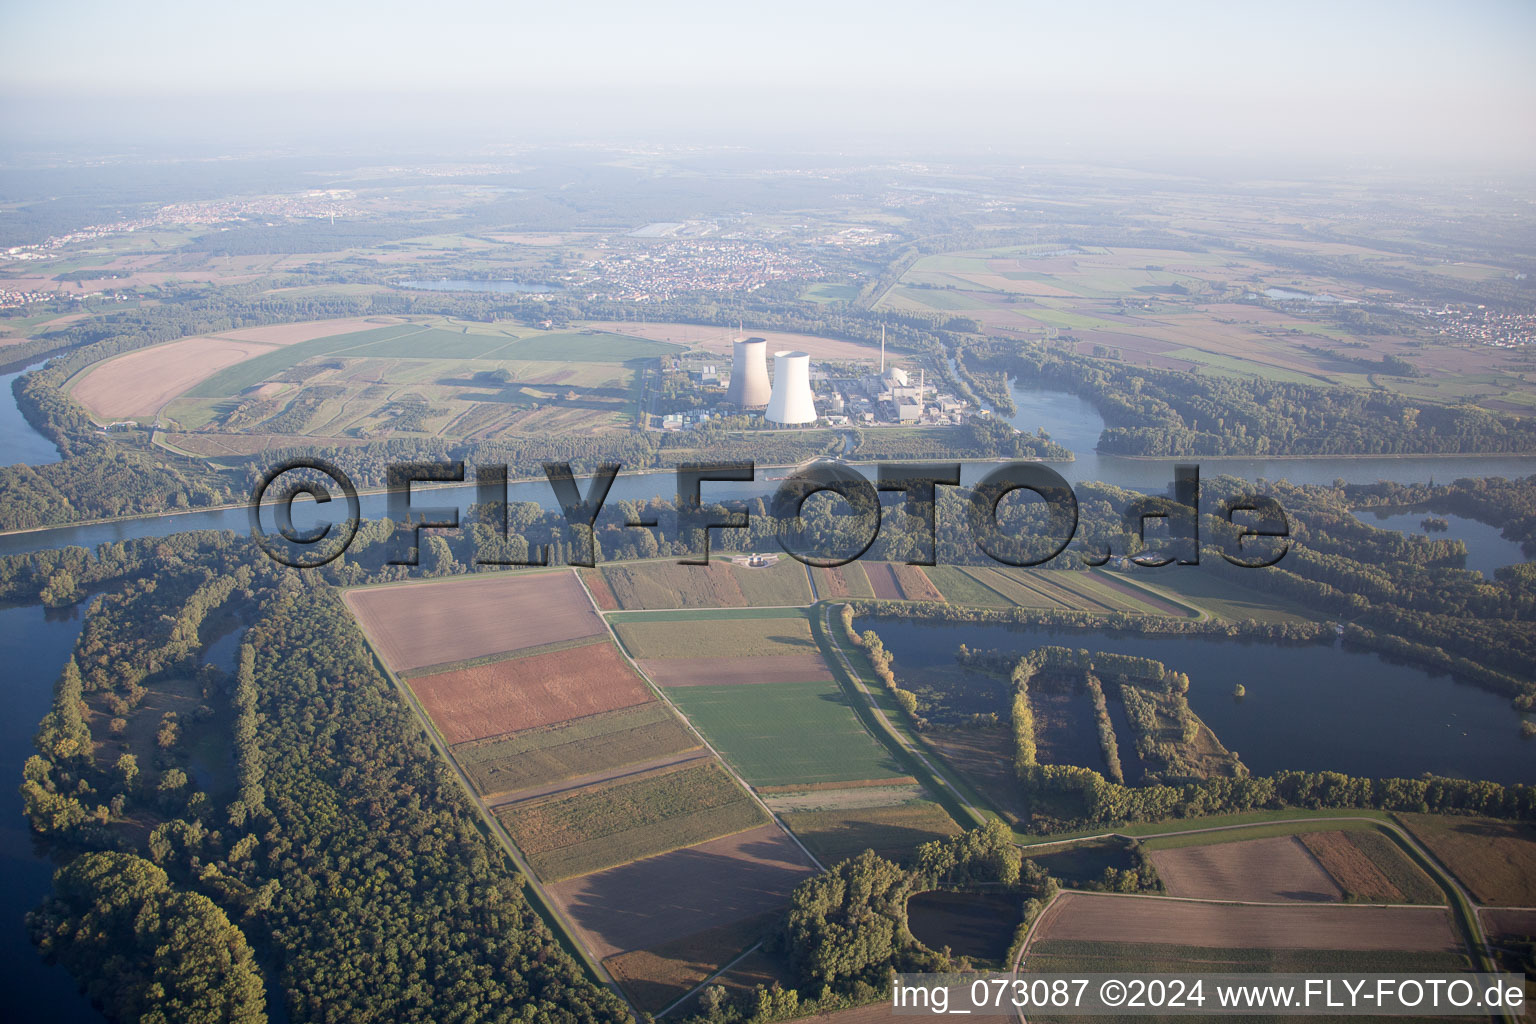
[0,603,103,1023]
[1352,507,1529,579]
[864,618,1534,786]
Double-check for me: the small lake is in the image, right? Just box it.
[0,361,61,466]
[865,618,1534,786]
[0,602,103,1023]
[394,279,562,294]
[1352,508,1529,579]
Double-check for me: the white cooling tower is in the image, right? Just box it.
[725,337,772,408]
[765,350,817,425]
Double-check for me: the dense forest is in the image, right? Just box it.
[13,530,631,1024]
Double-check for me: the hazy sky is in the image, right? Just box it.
[3,0,1534,164]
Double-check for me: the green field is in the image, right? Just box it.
[611,613,817,660]
[923,565,1015,607]
[780,800,962,863]
[453,703,700,796]
[600,559,812,610]
[666,680,907,787]
[497,760,766,881]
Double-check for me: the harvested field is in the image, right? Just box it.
[343,570,604,673]
[498,759,767,880]
[72,336,282,418]
[1148,836,1342,903]
[666,680,906,787]
[612,614,819,660]
[408,642,653,744]
[1031,892,1460,952]
[1484,908,1536,939]
[863,562,904,600]
[1300,830,1441,905]
[453,703,700,796]
[923,565,1013,606]
[811,563,873,599]
[579,568,619,610]
[600,559,811,610]
[756,777,918,794]
[781,800,961,863]
[543,823,815,960]
[1397,813,1536,906]
[603,911,778,1013]
[1024,937,1470,980]
[639,654,834,687]
[489,751,711,807]
[69,316,407,418]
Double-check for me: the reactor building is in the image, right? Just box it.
[765,349,818,425]
[725,337,772,408]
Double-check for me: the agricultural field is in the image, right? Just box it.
[779,799,962,863]
[599,558,812,609]
[1023,937,1469,977]
[496,759,768,881]
[342,570,605,673]
[582,320,884,362]
[406,639,654,744]
[452,702,701,797]
[1396,813,1536,906]
[862,561,944,602]
[877,244,1528,411]
[1029,892,1462,953]
[664,680,908,787]
[1146,836,1343,903]
[1299,830,1444,905]
[612,612,820,660]
[810,562,874,599]
[70,314,683,439]
[68,316,407,419]
[543,823,815,961]
[602,911,780,1014]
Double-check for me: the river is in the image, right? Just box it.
[0,361,61,466]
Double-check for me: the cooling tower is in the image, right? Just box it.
[765,350,817,425]
[725,337,772,408]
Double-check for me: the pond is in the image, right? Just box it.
[906,890,1021,960]
[864,618,1533,786]
[1352,507,1528,579]
[0,602,103,1022]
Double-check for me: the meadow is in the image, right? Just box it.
[611,612,818,660]
[779,800,962,863]
[665,680,907,787]
[599,558,812,609]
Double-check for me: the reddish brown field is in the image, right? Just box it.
[343,570,604,673]
[72,336,282,418]
[1148,837,1342,903]
[579,568,619,610]
[408,642,653,744]
[639,653,834,687]
[863,562,905,600]
[1299,832,1403,903]
[1033,892,1459,952]
[543,823,816,961]
[891,564,943,601]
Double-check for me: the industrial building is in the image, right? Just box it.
[724,336,772,408]
[765,350,818,424]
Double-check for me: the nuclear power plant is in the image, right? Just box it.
[724,337,772,408]
[765,350,818,425]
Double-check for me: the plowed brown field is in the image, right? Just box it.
[408,642,652,743]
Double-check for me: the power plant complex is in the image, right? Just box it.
[724,337,772,408]
[764,349,817,425]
